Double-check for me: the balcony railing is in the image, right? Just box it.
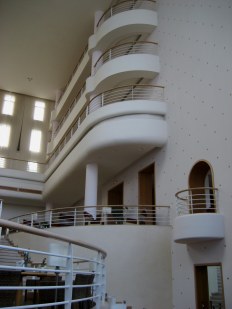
[94,41,158,74]
[0,218,106,309]
[48,84,164,166]
[96,0,156,28]
[55,44,88,108]
[9,205,170,228]
[53,82,86,138]
[175,187,218,216]
[0,156,46,173]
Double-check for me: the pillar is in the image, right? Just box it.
[84,163,98,219]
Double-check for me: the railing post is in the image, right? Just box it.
[74,208,76,226]
[31,213,34,227]
[101,93,104,107]
[189,190,193,214]
[94,253,106,309]
[64,243,73,309]
[49,210,52,228]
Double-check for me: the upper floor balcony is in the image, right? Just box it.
[44,84,167,204]
[173,187,225,244]
[87,41,159,94]
[89,0,157,51]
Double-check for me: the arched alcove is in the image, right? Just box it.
[188,160,216,213]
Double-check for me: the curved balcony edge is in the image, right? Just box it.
[89,9,157,52]
[86,54,160,95]
[173,213,225,244]
[43,113,167,203]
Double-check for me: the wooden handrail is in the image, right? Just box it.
[0,218,107,258]
[94,41,158,69]
[9,204,170,221]
[175,187,218,198]
[89,84,164,104]
[47,84,164,163]
[96,0,156,28]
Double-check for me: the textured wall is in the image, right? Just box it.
[102,0,232,308]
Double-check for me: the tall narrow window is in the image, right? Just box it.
[0,157,6,168]
[2,94,15,115]
[33,101,45,121]
[0,124,11,147]
[29,129,41,152]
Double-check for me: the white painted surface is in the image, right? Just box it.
[89,10,157,51]
[84,163,98,219]
[173,214,225,244]
[86,54,160,94]
[10,225,172,309]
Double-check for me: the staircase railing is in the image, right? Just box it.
[0,218,106,309]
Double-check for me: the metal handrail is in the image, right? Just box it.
[0,156,46,173]
[0,218,106,309]
[0,219,106,257]
[56,45,88,107]
[53,82,86,138]
[94,41,158,74]
[96,0,156,28]
[47,84,164,165]
[175,187,218,216]
[9,205,170,228]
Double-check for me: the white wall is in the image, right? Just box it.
[154,0,232,308]
[11,225,172,309]
[102,0,232,308]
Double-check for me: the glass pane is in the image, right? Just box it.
[2,95,15,115]
[29,130,41,152]
[0,124,11,147]
[34,101,45,121]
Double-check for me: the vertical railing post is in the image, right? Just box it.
[73,208,77,226]
[49,210,53,228]
[64,243,73,309]
[189,190,193,214]
[94,253,105,309]
[101,93,104,107]
[31,214,34,227]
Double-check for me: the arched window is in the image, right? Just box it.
[188,161,216,213]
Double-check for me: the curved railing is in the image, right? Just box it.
[175,187,218,215]
[9,205,170,228]
[53,82,86,138]
[94,41,158,74]
[56,44,88,108]
[48,84,164,165]
[97,0,156,28]
[0,218,106,309]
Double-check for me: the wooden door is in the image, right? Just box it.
[195,265,209,309]
[138,164,155,224]
[108,183,123,224]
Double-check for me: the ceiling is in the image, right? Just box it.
[0,0,111,101]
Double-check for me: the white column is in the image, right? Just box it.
[84,163,98,219]
[45,202,53,226]
[0,200,3,236]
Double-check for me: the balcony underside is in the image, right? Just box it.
[43,107,167,205]
[86,54,159,94]
[173,214,225,244]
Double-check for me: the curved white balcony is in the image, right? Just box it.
[89,0,157,51]
[87,42,159,94]
[173,188,225,244]
[44,85,167,204]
